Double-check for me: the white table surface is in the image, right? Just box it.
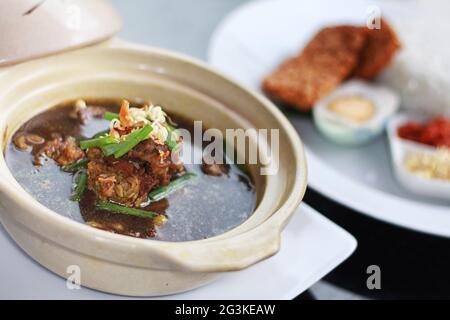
[0,204,356,299]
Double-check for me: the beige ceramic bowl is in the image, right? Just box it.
[0,39,307,296]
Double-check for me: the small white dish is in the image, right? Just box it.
[0,203,357,299]
[387,114,450,200]
[313,80,399,146]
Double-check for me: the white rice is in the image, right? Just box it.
[379,0,450,117]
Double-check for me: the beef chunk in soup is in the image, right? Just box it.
[201,157,230,176]
[86,140,183,207]
[33,135,85,166]
[69,99,107,125]
[127,138,185,185]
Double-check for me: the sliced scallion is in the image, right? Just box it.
[101,125,153,158]
[62,158,89,173]
[166,129,178,151]
[148,172,197,202]
[100,142,123,157]
[92,129,110,139]
[70,170,88,202]
[80,136,117,150]
[95,201,157,219]
[104,112,119,121]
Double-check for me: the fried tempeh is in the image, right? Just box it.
[262,25,368,111]
[353,19,401,80]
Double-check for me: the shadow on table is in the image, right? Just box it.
[304,188,450,300]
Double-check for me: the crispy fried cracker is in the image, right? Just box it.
[353,19,401,80]
[262,26,367,110]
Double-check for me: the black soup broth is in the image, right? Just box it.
[5,99,256,241]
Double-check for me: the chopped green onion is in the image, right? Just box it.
[62,158,89,173]
[166,129,178,151]
[95,201,157,219]
[104,112,119,121]
[92,129,110,139]
[100,142,123,157]
[80,136,117,150]
[148,172,197,202]
[70,170,88,202]
[101,125,153,158]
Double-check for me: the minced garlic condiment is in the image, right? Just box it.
[328,96,376,123]
[404,147,450,181]
[109,100,179,146]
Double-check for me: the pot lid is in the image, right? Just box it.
[0,0,122,67]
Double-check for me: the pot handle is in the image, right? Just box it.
[164,220,283,273]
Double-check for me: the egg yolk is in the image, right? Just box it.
[328,96,375,123]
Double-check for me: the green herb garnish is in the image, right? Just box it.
[95,201,157,219]
[80,136,117,150]
[148,172,197,202]
[62,158,89,173]
[70,170,88,202]
[92,129,110,139]
[101,125,153,158]
[166,129,178,151]
[104,112,119,121]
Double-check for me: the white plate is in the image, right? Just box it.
[0,204,356,299]
[208,0,450,237]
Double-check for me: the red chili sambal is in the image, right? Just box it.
[397,116,450,148]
